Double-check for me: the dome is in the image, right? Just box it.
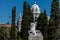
[31,2,40,13]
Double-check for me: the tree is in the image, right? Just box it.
[50,0,59,27]
[21,1,33,40]
[17,32,22,40]
[37,9,48,40]
[10,6,17,40]
[48,0,59,40]
[47,18,56,40]
[0,26,10,40]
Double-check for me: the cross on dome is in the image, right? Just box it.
[31,2,40,13]
[34,2,36,4]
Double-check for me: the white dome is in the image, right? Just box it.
[31,2,40,13]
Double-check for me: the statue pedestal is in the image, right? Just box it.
[28,30,43,40]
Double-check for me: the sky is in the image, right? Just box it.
[0,0,59,24]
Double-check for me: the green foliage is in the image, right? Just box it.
[0,26,10,40]
[48,0,59,40]
[37,10,48,40]
[51,0,59,26]
[17,32,22,40]
[48,18,56,40]
[21,1,33,40]
[12,6,16,26]
[10,26,17,40]
[10,6,17,40]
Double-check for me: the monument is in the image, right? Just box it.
[28,23,43,40]
[28,2,43,40]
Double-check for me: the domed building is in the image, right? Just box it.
[28,2,43,40]
[31,2,40,22]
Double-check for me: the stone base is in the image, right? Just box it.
[28,30,43,40]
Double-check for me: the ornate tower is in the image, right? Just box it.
[17,14,22,32]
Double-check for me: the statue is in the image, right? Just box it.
[28,22,43,40]
[30,23,36,36]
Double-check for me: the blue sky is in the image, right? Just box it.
[0,0,59,24]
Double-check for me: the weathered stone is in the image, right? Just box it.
[28,30,43,40]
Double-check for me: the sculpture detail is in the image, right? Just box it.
[30,23,36,36]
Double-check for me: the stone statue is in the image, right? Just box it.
[30,23,36,36]
[28,22,43,40]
